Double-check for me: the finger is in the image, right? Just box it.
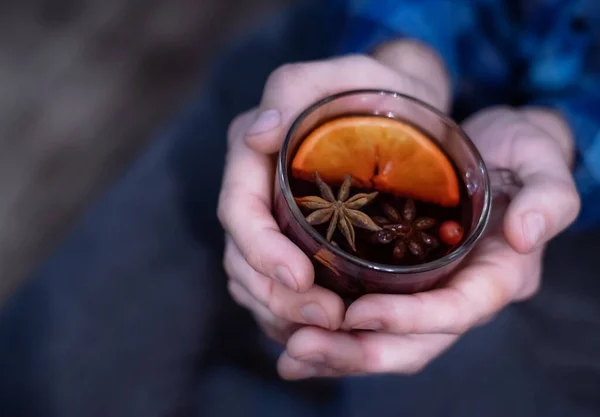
[224,238,346,330]
[279,327,456,379]
[277,352,345,379]
[218,112,314,291]
[227,278,290,332]
[343,235,543,335]
[520,106,575,168]
[255,319,297,345]
[462,107,581,253]
[372,39,451,112]
[248,46,451,154]
[227,281,297,344]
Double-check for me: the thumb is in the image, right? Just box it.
[462,107,581,253]
[372,39,451,113]
[246,41,451,155]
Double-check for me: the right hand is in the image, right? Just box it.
[217,40,452,343]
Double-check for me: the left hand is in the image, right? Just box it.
[278,106,581,379]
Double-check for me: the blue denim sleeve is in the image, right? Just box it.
[524,6,600,231]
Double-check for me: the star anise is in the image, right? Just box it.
[295,172,382,251]
[372,199,439,260]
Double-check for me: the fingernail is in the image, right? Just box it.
[300,303,330,328]
[297,353,326,364]
[274,265,298,291]
[247,109,280,136]
[351,320,383,331]
[523,212,546,248]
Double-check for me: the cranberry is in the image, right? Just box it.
[439,221,464,246]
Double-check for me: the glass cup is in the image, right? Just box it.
[274,90,520,299]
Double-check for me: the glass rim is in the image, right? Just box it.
[277,89,492,274]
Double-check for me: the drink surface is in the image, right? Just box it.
[289,115,471,266]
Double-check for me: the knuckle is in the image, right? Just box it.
[454,313,476,334]
[402,360,427,375]
[266,288,289,320]
[547,177,573,194]
[227,113,245,142]
[517,261,543,301]
[484,105,515,117]
[553,177,579,198]
[222,257,233,280]
[504,120,545,149]
[266,55,376,94]
[486,283,512,316]
[509,119,573,165]
[259,321,289,344]
[396,39,438,60]
[452,320,472,335]
[447,313,471,334]
[482,280,510,313]
[253,304,283,328]
[569,193,582,222]
[266,63,307,90]
[216,190,232,228]
[244,245,266,275]
[404,293,429,333]
[513,127,547,150]
[518,277,541,300]
[465,107,518,151]
[374,39,420,59]
[535,179,581,226]
[445,287,482,333]
[222,244,236,278]
[218,183,267,229]
[480,109,518,139]
[254,273,275,306]
[227,281,248,307]
[402,358,429,375]
[374,40,449,96]
[475,313,499,327]
[226,280,237,297]
[337,53,374,68]
[396,307,419,335]
[480,107,518,129]
[560,182,582,221]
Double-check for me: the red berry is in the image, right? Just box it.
[439,221,464,246]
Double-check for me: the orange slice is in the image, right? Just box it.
[291,117,378,188]
[291,116,460,207]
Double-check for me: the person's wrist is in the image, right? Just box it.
[372,39,451,113]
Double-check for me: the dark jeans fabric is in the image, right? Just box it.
[0,2,599,416]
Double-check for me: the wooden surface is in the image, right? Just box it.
[0,0,292,303]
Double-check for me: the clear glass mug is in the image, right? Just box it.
[273,90,520,299]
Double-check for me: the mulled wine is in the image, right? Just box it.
[289,115,472,267]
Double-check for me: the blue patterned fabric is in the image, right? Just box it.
[336,0,600,230]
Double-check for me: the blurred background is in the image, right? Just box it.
[0,0,294,302]
[0,1,599,417]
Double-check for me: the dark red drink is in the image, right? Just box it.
[290,176,471,267]
[274,90,507,299]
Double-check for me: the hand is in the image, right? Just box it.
[218,40,450,343]
[278,105,580,379]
